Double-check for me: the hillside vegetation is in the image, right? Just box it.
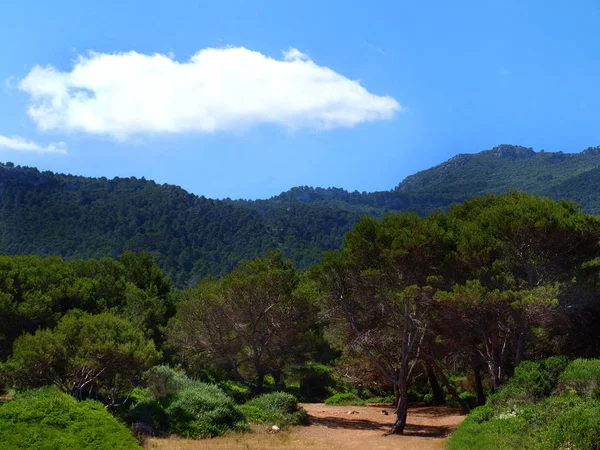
[2,144,600,286]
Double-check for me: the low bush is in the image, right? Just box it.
[0,387,141,449]
[558,358,600,398]
[144,365,192,400]
[324,392,365,406]
[128,397,168,432]
[544,398,600,449]
[217,380,252,404]
[238,392,308,426]
[448,358,600,450]
[166,382,247,438]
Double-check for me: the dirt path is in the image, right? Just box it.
[296,403,464,450]
[147,403,464,450]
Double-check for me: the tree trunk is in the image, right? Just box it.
[254,369,264,396]
[388,380,408,435]
[515,323,528,366]
[272,369,282,390]
[473,363,486,406]
[393,383,400,408]
[486,359,501,392]
[425,361,445,405]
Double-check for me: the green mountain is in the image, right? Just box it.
[394,144,600,213]
[2,144,600,286]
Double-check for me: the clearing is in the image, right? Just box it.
[147,403,464,450]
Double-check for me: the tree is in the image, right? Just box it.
[315,213,464,434]
[169,252,312,394]
[2,310,159,406]
[435,192,600,391]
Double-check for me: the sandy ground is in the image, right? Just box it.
[147,403,465,450]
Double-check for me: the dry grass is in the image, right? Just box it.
[146,428,340,450]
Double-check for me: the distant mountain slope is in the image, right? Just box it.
[394,144,600,212]
[1,144,600,286]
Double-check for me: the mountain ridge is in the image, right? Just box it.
[2,143,600,286]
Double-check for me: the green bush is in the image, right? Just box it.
[558,358,600,398]
[166,382,247,438]
[144,365,192,400]
[128,397,168,432]
[423,393,434,405]
[447,359,600,450]
[217,380,252,404]
[297,363,338,402]
[238,392,308,426]
[0,387,141,449]
[488,357,569,411]
[545,398,600,449]
[324,392,365,406]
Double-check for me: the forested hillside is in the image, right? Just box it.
[2,144,600,286]
[395,144,600,212]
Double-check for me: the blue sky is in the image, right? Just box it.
[1,0,599,199]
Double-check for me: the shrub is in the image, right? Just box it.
[423,393,434,405]
[558,358,600,398]
[144,365,192,400]
[128,397,168,432]
[217,380,252,404]
[166,382,247,438]
[0,387,141,449]
[545,398,600,449]
[297,363,338,402]
[488,357,569,411]
[238,392,308,426]
[324,392,365,406]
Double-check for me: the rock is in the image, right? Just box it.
[271,425,280,433]
[346,410,359,415]
[381,410,389,415]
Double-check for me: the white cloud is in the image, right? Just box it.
[0,135,67,154]
[18,47,401,139]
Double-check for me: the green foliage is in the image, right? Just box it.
[128,397,168,432]
[4,146,600,292]
[558,358,600,398]
[217,380,252,404]
[0,387,141,449]
[2,310,159,403]
[544,398,600,449]
[448,359,600,450]
[165,382,247,438]
[446,392,478,409]
[295,363,339,402]
[0,253,173,360]
[238,392,308,426]
[169,253,313,395]
[324,392,365,406]
[144,365,192,400]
